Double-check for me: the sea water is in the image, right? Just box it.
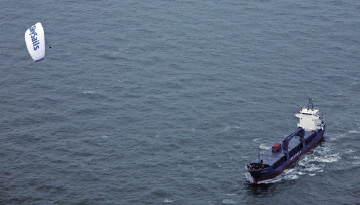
[1,0,360,203]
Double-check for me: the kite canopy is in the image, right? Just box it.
[25,22,45,62]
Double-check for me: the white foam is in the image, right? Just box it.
[304,164,323,172]
[252,138,260,142]
[259,144,271,150]
[222,126,241,132]
[244,173,254,184]
[305,146,341,163]
[224,126,231,131]
[83,90,95,94]
[284,173,299,180]
[222,199,237,204]
[349,130,359,134]
[164,199,174,203]
[352,161,360,166]
[345,148,355,153]
[246,166,303,184]
[282,168,300,180]
[313,153,341,163]
[294,145,340,177]
[313,146,330,154]
[328,132,347,141]
[257,174,283,184]
[352,156,360,166]
[297,171,305,175]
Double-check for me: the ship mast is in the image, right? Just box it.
[307,98,314,110]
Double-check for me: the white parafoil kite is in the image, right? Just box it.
[25,22,45,62]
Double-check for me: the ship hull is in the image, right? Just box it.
[249,126,325,184]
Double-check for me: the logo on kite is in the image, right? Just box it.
[25,22,45,62]
[29,25,40,51]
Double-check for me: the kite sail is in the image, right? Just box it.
[25,22,45,62]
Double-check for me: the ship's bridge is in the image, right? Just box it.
[295,99,325,131]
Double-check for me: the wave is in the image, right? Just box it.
[163,198,175,203]
[345,148,355,154]
[222,199,238,204]
[328,132,348,141]
[257,169,300,184]
[83,90,96,94]
[244,173,254,184]
[259,144,271,150]
[311,154,341,163]
[218,125,242,134]
[252,138,261,142]
[352,156,360,166]
[328,129,360,142]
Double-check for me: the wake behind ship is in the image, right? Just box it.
[246,99,325,184]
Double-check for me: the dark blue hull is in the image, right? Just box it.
[248,126,326,183]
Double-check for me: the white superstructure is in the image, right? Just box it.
[295,99,325,131]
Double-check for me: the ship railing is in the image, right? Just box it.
[247,163,270,171]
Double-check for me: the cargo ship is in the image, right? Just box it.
[246,99,325,184]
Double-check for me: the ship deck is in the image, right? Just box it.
[252,131,314,166]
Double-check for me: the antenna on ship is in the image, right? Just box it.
[307,98,314,110]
